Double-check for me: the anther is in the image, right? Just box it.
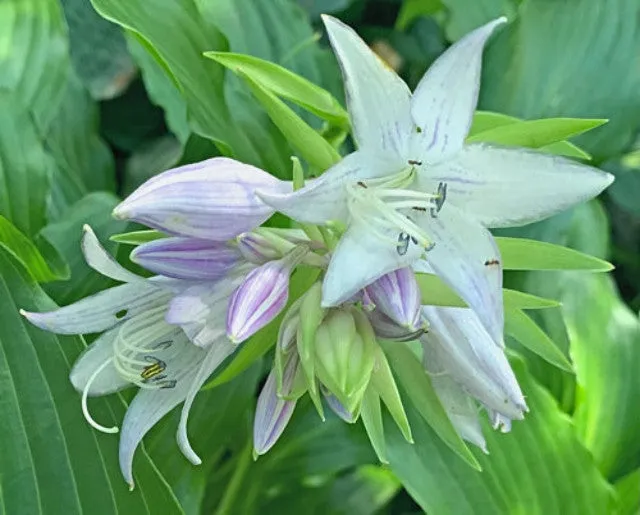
[412,206,427,212]
[357,181,367,188]
[430,182,448,218]
[397,232,410,256]
[484,259,500,266]
[408,159,423,166]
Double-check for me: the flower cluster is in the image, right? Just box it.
[21,16,612,484]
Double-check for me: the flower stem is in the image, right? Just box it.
[214,441,252,515]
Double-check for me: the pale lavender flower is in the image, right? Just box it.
[259,16,613,346]
[421,305,527,443]
[113,157,292,241]
[21,226,237,487]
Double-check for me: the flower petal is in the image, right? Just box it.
[424,352,486,452]
[118,333,205,487]
[254,367,297,455]
[82,225,143,283]
[176,338,236,465]
[70,327,130,396]
[425,143,614,228]
[323,389,357,423]
[131,237,241,280]
[421,306,526,418]
[322,15,412,159]
[322,220,424,307]
[419,204,503,345]
[410,18,506,162]
[21,281,170,335]
[166,276,242,347]
[257,151,390,225]
[113,157,291,240]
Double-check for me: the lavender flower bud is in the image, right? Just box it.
[365,267,422,330]
[113,157,291,240]
[226,248,307,343]
[130,237,241,280]
[253,368,296,455]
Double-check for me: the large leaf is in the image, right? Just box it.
[41,192,128,306]
[60,0,135,99]
[0,246,183,514]
[46,73,117,218]
[480,0,640,161]
[386,358,614,514]
[0,0,70,130]
[0,216,68,283]
[440,0,514,41]
[0,93,56,236]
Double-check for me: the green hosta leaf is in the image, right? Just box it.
[111,229,167,245]
[469,112,591,160]
[416,273,560,309]
[0,93,56,236]
[439,0,514,41]
[505,307,573,373]
[496,236,613,272]
[0,246,183,514]
[382,342,481,471]
[0,216,68,283]
[205,51,349,127]
[566,273,640,479]
[239,72,341,171]
[41,192,128,305]
[480,0,640,161]
[46,72,117,217]
[396,0,444,30]
[386,358,614,514]
[468,117,607,148]
[613,469,640,515]
[60,0,135,99]
[0,0,70,130]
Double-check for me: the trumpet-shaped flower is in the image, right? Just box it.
[421,305,526,445]
[259,15,613,344]
[21,226,237,487]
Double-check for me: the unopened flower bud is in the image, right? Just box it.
[365,267,422,330]
[236,232,283,264]
[130,237,240,280]
[314,308,376,414]
[253,368,296,455]
[226,248,307,343]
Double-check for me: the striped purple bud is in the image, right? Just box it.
[130,237,241,280]
[113,157,291,240]
[226,248,307,343]
[365,267,422,331]
[253,368,297,455]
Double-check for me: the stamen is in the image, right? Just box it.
[82,359,119,434]
[112,306,181,389]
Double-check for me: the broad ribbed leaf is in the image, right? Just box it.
[386,359,613,514]
[0,0,70,129]
[0,93,56,236]
[46,73,117,218]
[41,192,127,305]
[0,246,183,514]
[60,0,135,99]
[0,216,68,283]
[481,0,640,161]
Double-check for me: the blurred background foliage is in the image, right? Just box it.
[1,0,639,513]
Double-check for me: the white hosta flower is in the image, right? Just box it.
[259,15,613,345]
[421,305,526,443]
[21,226,237,487]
